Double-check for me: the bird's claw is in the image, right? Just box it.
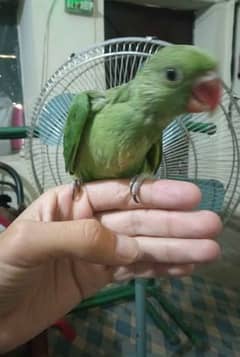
[130,176,141,203]
[130,174,150,203]
[72,178,83,201]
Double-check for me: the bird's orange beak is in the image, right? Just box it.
[187,72,222,113]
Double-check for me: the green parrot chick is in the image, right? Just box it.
[63,44,221,184]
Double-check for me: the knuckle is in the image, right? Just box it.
[163,242,173,263]
[130,243,142,263]
[5,221,32,248]
[80,218,115,260]
[162,211,171,237]
[129,211,140,236]
[81,219,103,251]
[120,184,133,207]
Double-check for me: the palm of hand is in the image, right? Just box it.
[0,180,221,351]
[0,185,114,347]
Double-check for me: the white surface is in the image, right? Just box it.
[194,0,235,85]
[12,0,104,203]
[18,0,104,122]
[17,0,234,120]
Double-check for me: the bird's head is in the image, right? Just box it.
[135,44,222,118]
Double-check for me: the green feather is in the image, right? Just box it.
[63,44,218,182]
[63,92,90,174]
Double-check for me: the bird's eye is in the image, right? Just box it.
[164,68,183,82]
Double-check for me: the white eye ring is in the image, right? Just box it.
[164,67,184,82]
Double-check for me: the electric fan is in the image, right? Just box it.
[27,37,240,356]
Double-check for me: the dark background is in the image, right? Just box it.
[0,0,23,103]
[104,1,194,44]
[0,0,195,106]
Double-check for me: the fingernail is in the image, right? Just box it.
[115,236,139,264]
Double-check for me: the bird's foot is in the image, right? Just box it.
[130,174,153,203]
[72,178,83,201]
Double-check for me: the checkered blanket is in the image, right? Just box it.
[48,276,240,356]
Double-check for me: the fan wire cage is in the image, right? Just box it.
[28,37,240,224]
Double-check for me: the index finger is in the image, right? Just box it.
[85,179,202,212]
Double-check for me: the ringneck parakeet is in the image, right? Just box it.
[63,44,221,196]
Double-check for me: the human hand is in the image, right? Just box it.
[0,179,222,351]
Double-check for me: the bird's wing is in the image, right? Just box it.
[144,141,162,174]
[63,90,108,175]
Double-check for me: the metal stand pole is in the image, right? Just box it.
[135,278,147,357]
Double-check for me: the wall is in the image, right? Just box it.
[194,1,240,228]
[18,0,104,121]
[1,0,104,204]
[17,0,233,121]
[194,0,235,85]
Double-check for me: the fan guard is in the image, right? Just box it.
[27,37,240,223]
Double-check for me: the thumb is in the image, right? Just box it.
[1,219,139,267]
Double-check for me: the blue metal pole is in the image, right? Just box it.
[135,278,147,357]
